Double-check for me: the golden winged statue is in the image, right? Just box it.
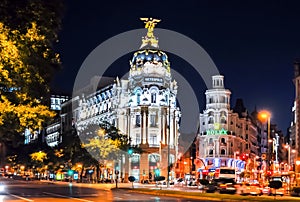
[140,17,161,38]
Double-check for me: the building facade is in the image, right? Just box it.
[69,20,181,182]
[196,75,259,180]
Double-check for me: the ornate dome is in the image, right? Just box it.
[129,49,170,72]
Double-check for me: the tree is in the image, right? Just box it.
[0,0,63,148]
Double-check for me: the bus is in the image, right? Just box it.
[215,167,235,179]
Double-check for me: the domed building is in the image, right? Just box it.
[72,19,181,182]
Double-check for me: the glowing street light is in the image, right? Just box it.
[258,110,272,170]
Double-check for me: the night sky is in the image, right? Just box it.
[52,0,300,133]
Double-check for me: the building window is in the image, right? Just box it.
[220,117,226,124]
[149,134,157,145]
[150,114,157,127]
[137,94,141,105]
[209,149,214,155]
[136,115,141,127]
[208,117,214,124]
[221,138,226,144]
[245,134,248,140]
[221,149,226,155]
[151,93,156,103]
[135,133,141,145]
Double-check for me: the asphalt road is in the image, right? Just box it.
[0,178,213,202]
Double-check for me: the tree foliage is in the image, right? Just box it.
[30,151,47,163]
[0,0,64,143]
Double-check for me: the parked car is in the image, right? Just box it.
[262,186,271,195]
[218,182,236,194]
[268,187,285,196]
[291,187,300,197]
[236,183,251,195]
[204,183,217,193]
[249,184,263,196]
[212,178,236,194]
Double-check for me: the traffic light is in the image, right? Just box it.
[68,170,74,176]
[128,148,133,155]
[241,153,249,161]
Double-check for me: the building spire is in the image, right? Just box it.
[140,17,161,49]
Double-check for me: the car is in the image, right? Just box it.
[268,187,285,196]
[290,187,300,197]
[204,183,217,193]
[218,182,236,194]
[262,186,271,195]
[249,184,263,196]
[236,183,251,195]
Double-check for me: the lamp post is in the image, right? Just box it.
[285,144,292,172]
[258,110,272,171]
[284,144,294,192]
[234,151,239,182]
[167,98,171,188]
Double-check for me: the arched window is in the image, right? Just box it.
[137,93,141,105]
[209,138,214,145]
[209,149,214,155]
[221,138,226,144]
[221,149,226,155]
[220,117,227,124]
[220,96,225,103]
[208,117,214,124]
[151,93,156,103]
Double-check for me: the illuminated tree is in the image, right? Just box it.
[30,151,47,163]
[0,0,63,146]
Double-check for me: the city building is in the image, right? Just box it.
[63,19,181,182]
[196,75,260,181]
[293,61,300,156]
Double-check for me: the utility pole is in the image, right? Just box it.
[167,98,171,188]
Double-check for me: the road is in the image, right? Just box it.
[0,178,213,202]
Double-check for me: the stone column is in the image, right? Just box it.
[139,153,149,182]
[124,154,130,183]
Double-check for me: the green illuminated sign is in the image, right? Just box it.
[206,128,227,135]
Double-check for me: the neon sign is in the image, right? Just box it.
[206,128,227,135]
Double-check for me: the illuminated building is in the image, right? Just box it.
[196,75,259,180]
[70,18,181,182]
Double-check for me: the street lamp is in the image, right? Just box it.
[167,98,171,188]
[234,151,239,182]
[258,110,271,170]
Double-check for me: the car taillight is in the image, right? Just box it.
[220,184,227,188]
